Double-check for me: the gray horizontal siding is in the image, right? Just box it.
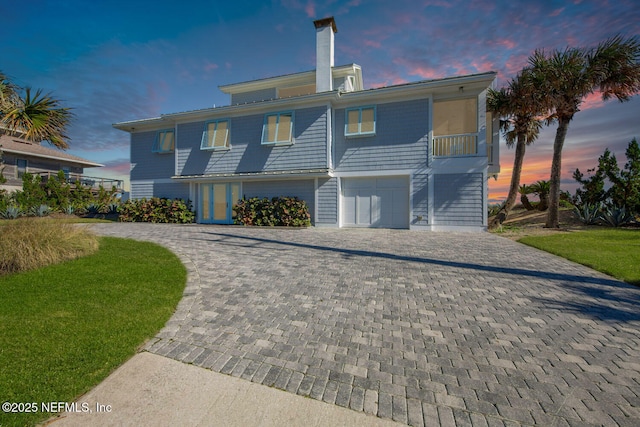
[433,173,483,225]
[130,181,190,201]
[334,99,429,172]
[316,177,338,224]
[242,179,315,224]
[411,172,429,225]
[131,131,175,180]
[177,106,328,176]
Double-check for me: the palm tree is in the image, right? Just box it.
[529,180,550,211]
[528,35,640,228]
[0,71,19,113]
[1,87,73,150]
[519,184,535,211]
[488,68,543,228]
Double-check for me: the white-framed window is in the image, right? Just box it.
[262,112,294,145]
[345,106,376,137]
[201,119,230,150]
[153,129,175,153]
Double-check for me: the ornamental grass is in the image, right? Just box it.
[0,218,98,275]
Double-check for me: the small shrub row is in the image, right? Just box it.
[574,203,637,227]
[118,198,195,223]
[234,196,311,227]
[0,171,119,218]
[0,218,99,276]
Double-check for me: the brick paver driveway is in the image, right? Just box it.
[93,224,640,426]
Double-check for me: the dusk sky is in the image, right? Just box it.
[1,0,639,202]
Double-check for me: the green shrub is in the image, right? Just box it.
[573,203,602,225]
[0,218,99,275]
[118,197,195,223]
[234,196,311,227]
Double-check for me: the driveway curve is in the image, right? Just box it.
[92,223,640,426]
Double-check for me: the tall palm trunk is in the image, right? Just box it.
[489,135,527,229]
[545,117,570,228]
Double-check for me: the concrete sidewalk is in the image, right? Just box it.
[48,352,401,426]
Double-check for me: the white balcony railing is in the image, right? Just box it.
[433,133,477,157]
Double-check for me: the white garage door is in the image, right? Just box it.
[342,176,409,228]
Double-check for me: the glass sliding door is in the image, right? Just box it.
[200,182,241,224]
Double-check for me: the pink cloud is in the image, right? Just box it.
[494,38,517,50]
[549,8,565,17]
[363,39,382,49]
[203,61,219,72]
[305,0,315,18]
[580,91,607,111]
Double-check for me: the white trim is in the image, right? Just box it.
[428,170,434,226]
[430,225,488,232]
[314,177,319,226]
[331,169,414,178]
[326,103,332,169]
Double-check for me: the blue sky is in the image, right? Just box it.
[1,0,639,200]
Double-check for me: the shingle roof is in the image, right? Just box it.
[0,133,103,167]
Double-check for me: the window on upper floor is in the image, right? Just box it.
[201,119,230,150]
[432,98,478,156]
[153,129,175,153]
[433,98,477,136]
[345,106,376,137]
[262,112,294,145]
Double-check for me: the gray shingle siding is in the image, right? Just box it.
[177,106,328,176]
[334,99,429,172]
[433,173,483,225]
[411,172,429,225]
[130,181,190,201]
[316,177,338,224]
[131,131,175,180]
[242,179,315,224]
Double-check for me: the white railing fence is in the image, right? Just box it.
[432,133,478,157]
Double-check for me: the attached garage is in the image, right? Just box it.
[342,176,409,228]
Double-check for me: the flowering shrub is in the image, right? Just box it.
[234,196,310,227]
[118,198,195,223]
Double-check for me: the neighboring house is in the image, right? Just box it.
[114,17,500,231]
[0,131,122,193]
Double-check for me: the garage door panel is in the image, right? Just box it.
[342,177,409,229]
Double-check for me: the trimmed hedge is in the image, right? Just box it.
[234,196,311,227]
[118,198,195,223]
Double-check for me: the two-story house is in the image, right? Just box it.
[114,17,500,231]
[0,131,123,193]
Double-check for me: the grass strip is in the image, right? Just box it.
[0,237,186,426]
[519,228,640,286]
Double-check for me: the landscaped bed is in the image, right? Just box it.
[0,236,186,427]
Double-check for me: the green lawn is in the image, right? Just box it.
[519,228,640,286]
[0,237,186,427]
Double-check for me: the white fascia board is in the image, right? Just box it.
[335,72,497,106]
[112,117,165,132]
[219,64,360,94]
[331,169,414,178]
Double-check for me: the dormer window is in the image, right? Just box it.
[262,112,294,145]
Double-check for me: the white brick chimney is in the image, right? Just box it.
[314,17,337,93]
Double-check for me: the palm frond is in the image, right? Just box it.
[0,87,73,149]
